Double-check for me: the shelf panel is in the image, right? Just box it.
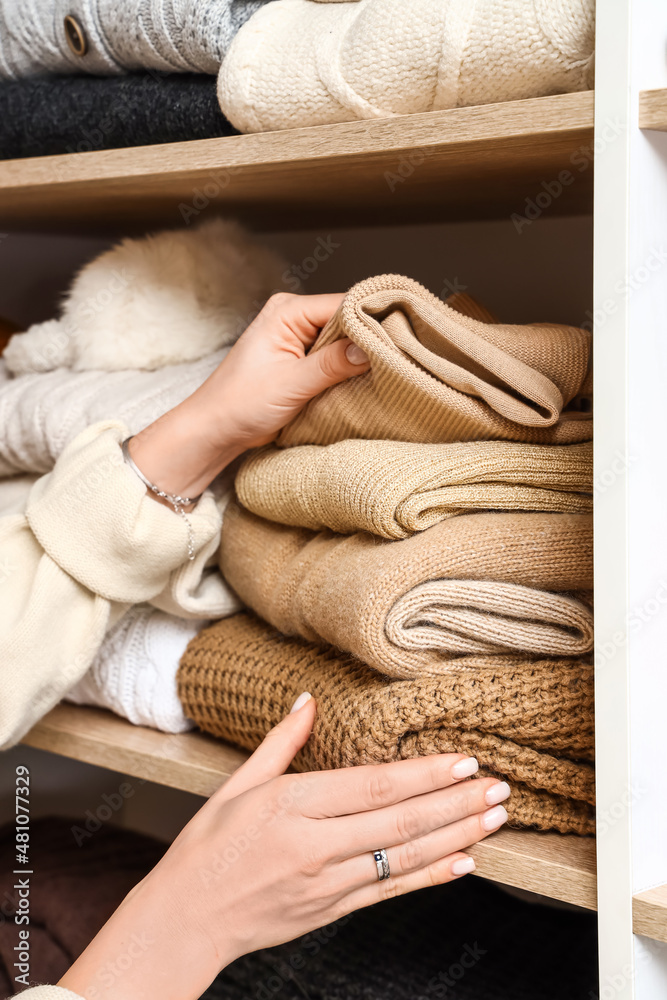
[638,88,667,131]
[633,884,667,942]
[22,704,597,909]
[0,92,594,234]
[21,703,248,796]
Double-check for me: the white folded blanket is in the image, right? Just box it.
[218,0,595,133]
[0,352,224,478]
[66,605,205,733]
[0,0,274,78]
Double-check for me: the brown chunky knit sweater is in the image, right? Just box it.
[220,506,593,676]
[178,613,595,835]
[277,275,592,448]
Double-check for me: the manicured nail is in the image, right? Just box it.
[290,692,312,714]
[451,856,476,876]
[481,805,508,832]
[451,757,479,779]
[345,343,369,365]
[485,781,511,806]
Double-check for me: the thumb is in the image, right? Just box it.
[212,693,317,802]
[297,338,370,400]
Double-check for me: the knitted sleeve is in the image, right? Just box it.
[0,420,224,749]
[11,988,86,1000]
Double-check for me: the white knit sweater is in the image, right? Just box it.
[11,988,84,1000]
[218,0,596,133]
[0,351,224,478]
[0,0,273,78]
[0,420,239,750]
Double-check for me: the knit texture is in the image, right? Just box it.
[66,605,207,733]
[218,0,595,133]
[4,220,286,374]
[277,275,592,448]
[0,351,225,477]
[178,613,595,834]
[220,505,593,676]
[0,819,166,998]
[0,421,235,749]
[0,73,237,160]
[203,876,597,999]
[0,0,274,79]
[236,439,593,538]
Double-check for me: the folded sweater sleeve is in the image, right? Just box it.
[0,420,223,749]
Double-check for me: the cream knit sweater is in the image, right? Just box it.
[218,0,596,133]
[0,420,239,750]
[11,988,84,1000]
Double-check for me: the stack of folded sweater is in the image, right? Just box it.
[0,1,596,154]
[178,275,595,835]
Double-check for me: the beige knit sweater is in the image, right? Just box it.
[278,275,593,448]
[220,505,593,677]
[0,421,238,749]
[11,989,83,999]
[236,439,593,539]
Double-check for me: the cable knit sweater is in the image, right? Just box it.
[0,0,274,78]
[0,420,239,750]
[218,0,596,133]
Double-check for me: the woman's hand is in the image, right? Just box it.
[59,695,509,1000]
[128,292,369,502]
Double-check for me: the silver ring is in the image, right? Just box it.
[372,849,390,881]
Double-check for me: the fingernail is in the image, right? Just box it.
[451,856,476,876]
[345,343,369,365]
[485,781,511,806]
[290,692,312,714]
[451,757,479,779]
[481,804,508,832]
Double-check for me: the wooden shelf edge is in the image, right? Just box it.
[639,88,667,131]
[470,829,596,910]
[22,705,597,909]
[633,884,667,942]
[0,91,595,189]
[21,704,249,797]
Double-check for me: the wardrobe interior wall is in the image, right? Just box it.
[0,212,593,843]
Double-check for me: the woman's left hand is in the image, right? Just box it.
[128,292,369,502]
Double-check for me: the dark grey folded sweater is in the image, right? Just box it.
[0,73,237,160]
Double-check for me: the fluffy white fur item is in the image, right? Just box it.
[218,0,595,133]
[3,219,287,374]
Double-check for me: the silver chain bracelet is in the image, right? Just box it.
[121,437,201,561]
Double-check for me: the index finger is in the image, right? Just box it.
[300,754,479,819]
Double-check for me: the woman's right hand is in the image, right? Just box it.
[59,694,509,1000]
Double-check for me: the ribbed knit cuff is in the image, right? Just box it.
[26,421,222,604]
[11,988,86,1000]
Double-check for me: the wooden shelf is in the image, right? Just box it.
[22,704,597,909]
[638,88,667,131]
[633,884,667,942]
[0,91,594,234]
[21,704,248,796]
